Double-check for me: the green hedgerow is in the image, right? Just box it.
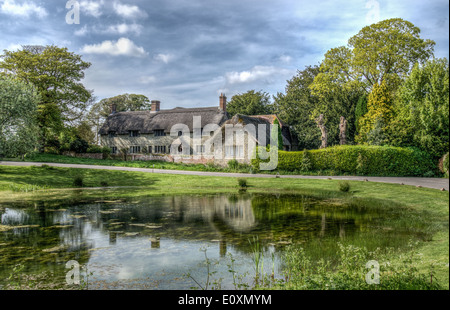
[252,145,435,177]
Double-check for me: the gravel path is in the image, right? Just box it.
[1,161,448,191]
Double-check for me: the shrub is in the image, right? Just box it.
[101,146,111,159]
[338,181,351,192]
[73,176,84,187]
[252,145,435,177]
[442,152,449,177]
[86,145,103,153]
[237,178,248,188]
[228,159,239,170]
[300,149,312,171]
[70,138,89,153]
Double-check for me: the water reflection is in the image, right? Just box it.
[0,193,413,289]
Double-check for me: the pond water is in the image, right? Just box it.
[0,193,427,289]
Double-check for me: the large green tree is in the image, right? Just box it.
[226,90,273,117]
[273,66,321,149]
[0,45,92,149]
[0,75,40,157]
[311,18,435,95]
[392,58,449,158]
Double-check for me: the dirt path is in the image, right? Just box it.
[1,161,448,191]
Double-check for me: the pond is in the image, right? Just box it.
[0,193,430,290]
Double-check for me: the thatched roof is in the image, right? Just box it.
[99,107,228,135]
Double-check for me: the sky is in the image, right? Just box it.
[0,0,449,109]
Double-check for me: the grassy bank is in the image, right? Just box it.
[0,164,448,289]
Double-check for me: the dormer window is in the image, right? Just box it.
[129,130,140,137]
[108,131,117,138]
[154,130,166,137]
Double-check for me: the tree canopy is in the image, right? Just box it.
[311,18,436,95]
[0,75,40,157]
[226,90,273,117]
[0,45,92,150]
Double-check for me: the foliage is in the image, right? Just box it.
[270,118,283,150]
[252,145,436,176]
[279,243,441,290]
[354,94,368,134]
[356,81,394,144]
[0,75,40,158]
[237,178,248,189]
[442,153,449,178]
[338,181,351,192]
[86,145,104,153]
[72,175,84,187]
[273,66,321,149]
[76,121,96,145]
[311,18,435,95]
[0,45,92,121]
[300,149,312,171]
[0,45,92,149]
[392,58,449,159]
[69,137,89,153]
[226,90,273,117]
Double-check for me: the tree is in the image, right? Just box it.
[311,18,435,94]
[0,75,40,157]
[226,90,273,117]
[273,66,321,149]
[270,118,283,150]
[356,81,394,144]
[76,120,96,144]
[0,45,92,149]
[87,93,151,144]
[393,58,449,158]
[354,94,368,134]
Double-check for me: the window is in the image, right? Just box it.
[225,145,244,159]
[195,145,205,154]
[154,130,165,137]
[111,147,118,154]
[148,146,152,154]
[108,131,117,138]
[129,130,140,137]
[129,146,141,154]
[155,146,166,153]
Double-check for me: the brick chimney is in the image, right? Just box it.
[151,100,160,113]
[219,93,227,112]
[110,103,117,114]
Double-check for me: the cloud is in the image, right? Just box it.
[139,76,156,84]
[154,53,174,64]
[74,23,143,36]
[80,0,104,18]
[113,1,147,19]
[0,0,47,18]
[74,25,88,36]
[225,66,291,84]
[279,55,292,63]
[105,23,143,35]
[81,37,148,57]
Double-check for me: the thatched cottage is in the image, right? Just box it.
[99,94,297,164]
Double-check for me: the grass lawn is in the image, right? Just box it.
[0,164,448,289]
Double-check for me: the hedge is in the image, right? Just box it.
[251,145,436,177]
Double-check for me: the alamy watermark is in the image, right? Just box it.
[66,0,80,25]
[365,260,380,285]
